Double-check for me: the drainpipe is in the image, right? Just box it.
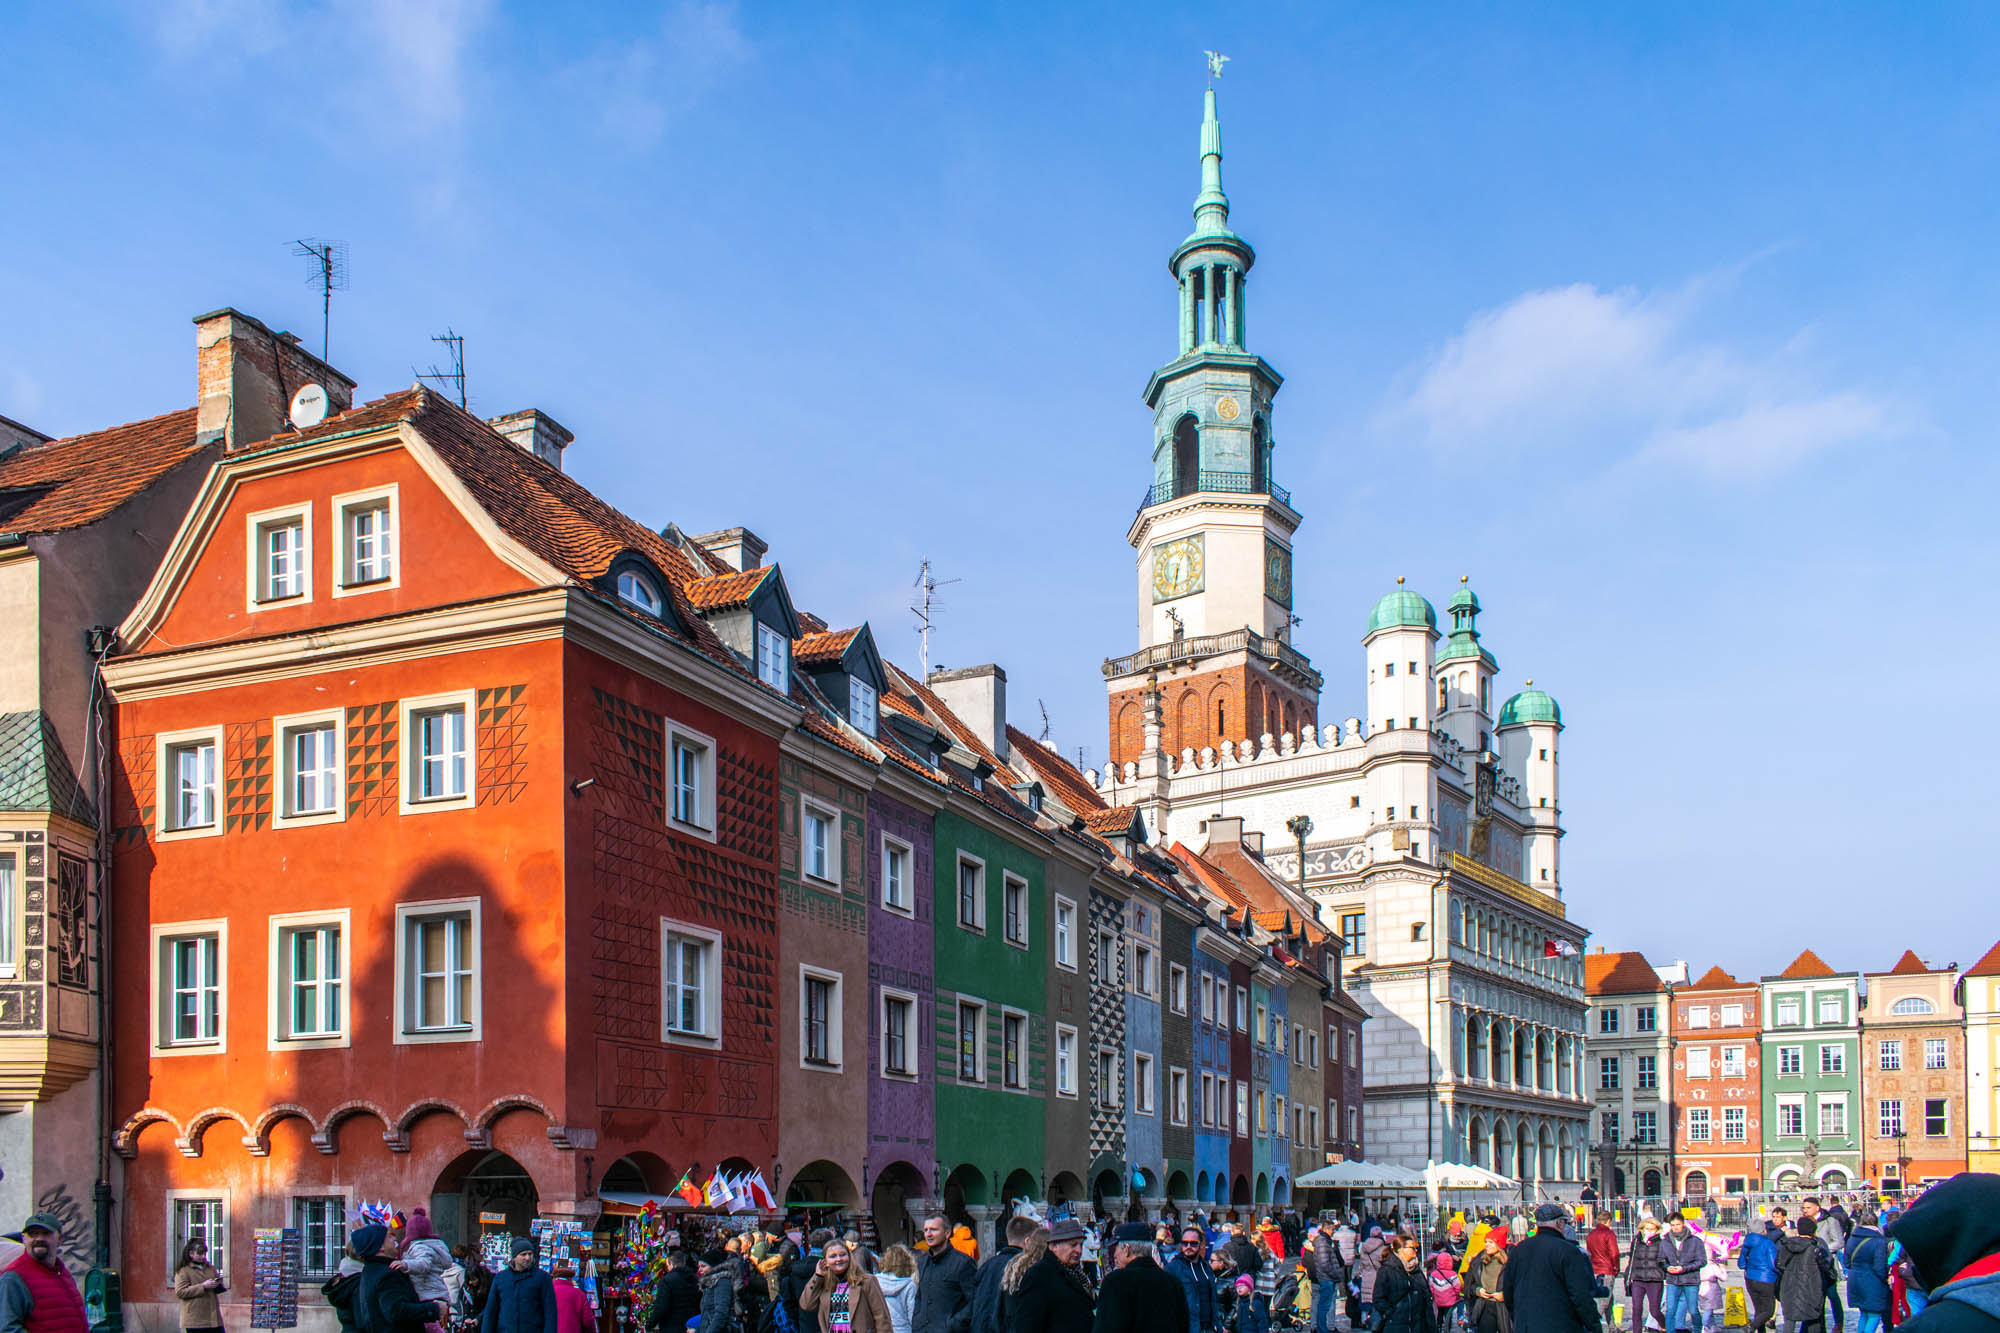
[85,625,116,1273]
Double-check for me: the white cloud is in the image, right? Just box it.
[1381,277,1897,480]
[561,1,751,151]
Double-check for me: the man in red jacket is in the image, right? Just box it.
[0,1213,86,1333]
[1585,1211,1621,1329]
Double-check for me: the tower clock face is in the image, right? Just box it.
[1265,539,1293,608]
[1151,535,1205,603]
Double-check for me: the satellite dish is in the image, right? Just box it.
[289,383,329,429]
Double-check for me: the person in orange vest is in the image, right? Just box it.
[0,1214,87,1333]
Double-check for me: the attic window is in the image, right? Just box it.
[617,570,663,616]
[755,623,789,690]
[1027,787,1043,812]
[849,679,878,736]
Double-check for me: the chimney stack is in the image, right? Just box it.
[488,410,572,470]
[927,664,1008,761]
[691,527,768,573]
[194,308,355,452]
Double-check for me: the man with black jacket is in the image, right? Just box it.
[647,1251,700,1333]
[1777,1218,1836,1333]
[1093,1223,1189,1333]
[1887,1172,2000,1333]
[1500,1203,1601,1333]
[915,1216,978,1333]
[973,1216,1037,1333]
[350,1225,450,1333]
[482,1239,557,1333]
[1009,1220,1095,1333]
[1164,1227,1217,1333]
[1304,1221,1345,1333]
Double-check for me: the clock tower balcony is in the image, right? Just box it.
[1139,470,1289,513]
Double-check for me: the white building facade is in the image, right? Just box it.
[1093,82,1592,1194]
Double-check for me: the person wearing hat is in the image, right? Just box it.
[1094,1221,1189,1333]
[1003,1221,1093,1333]
[697,1249,740,1333]
[353,1224,450,1333]
[0,1213,85,1333]
[1498,1205,1600,1333]
[479,1238,556,1333]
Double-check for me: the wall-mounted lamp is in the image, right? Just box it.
[570,777,596,795]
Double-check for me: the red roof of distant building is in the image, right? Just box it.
[1885,950,1932,976]
[1683,965,1745,991]
[1006,727,1108,813]
[0,406,205,534]
[685,567,774,610]
[1776,948,1838,979]
[1082,807,1140,835]
[794,627,859,665]
[1585,950,1662,996]
[1964,938,2000,978]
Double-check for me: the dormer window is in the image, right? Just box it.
[617,570,662,616]
[755,623,789,690]
[1028,787,1043,813]
[849,679,878,736]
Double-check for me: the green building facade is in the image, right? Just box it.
[1760,954,1864,1190]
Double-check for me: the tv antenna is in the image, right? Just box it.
[1038,699,1052,743]
[910,560,961,679]
[290,239,348,360]
[417,329,467,408]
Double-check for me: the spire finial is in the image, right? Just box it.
[1460,574,1469,584]
[1396,576,1405,585]
[1193,55,1230,235]
[1205,50,1230,86]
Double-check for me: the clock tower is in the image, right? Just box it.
[1102,74,1321,773]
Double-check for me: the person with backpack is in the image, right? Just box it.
[1305,1222,1346,1333]
[1844,1212,1891,1333]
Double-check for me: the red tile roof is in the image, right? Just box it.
[1967,939,2000,979]
[1884,950,1932,976]
[685,567,773,610]
[888,664,1009,773]
[1683,965,1745,991]
[795,627,859,665]
[0,406,205,534]
[1169,843,1253,914]
[1585,950,1662,996]
[1083,806,1140,835]
[1776,948,1838,979]
[1006,727,1108,813]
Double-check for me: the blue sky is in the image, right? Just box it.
[5,2,1996,978]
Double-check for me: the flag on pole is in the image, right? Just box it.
[704,1172,735,1209]
[1544,938,1579,958]
[745,1169,777,1210]
[675,1170,704,1207]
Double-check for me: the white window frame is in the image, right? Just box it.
[1721,1002,1744,1027]
[1054,1022,1077,1098]
[1235,1079,1249,1137]
[1001,1007,1029,1090]
[1924,1038,1948,1070]
[246,501,313,610]
[393,898,481,1045]
[1001,873,1028,948]
[151,919,228,1056]
[271,709,346,829]
[1687,1004,1711,1029]
[1879,1098,1904,1138]
[957,997,987,1083]
[399,691,475,814]
[331,485,399,596]
[1819,1093,1848,1138]
[849,678,878,736]
[1776,998,1802,1026]
[880,985,918,1080]
[880,835,913,916]
[1686,1045,1712,1079]
[617,569,664,616]
[268,909,350,1050]
[1817,995,1843,1024]
[664,716,718,841]
[1688,1106,1711,1142]
[1820,1043,1846,1075]
[1721,1045,1746,1077]
[1169,1065,1188,1126]
[1169,962,1188,1015]
[1054,895,1077,972]
[1879,1039,1903,1070]
[1096,929,1118,984]
[166,1191,230,1284]
[801,794,841,886]
[1234,985,1248,1032]
[1778,1045,1803,1077]
[1776,1095,1806,1138]
[955,854,986,933]
[1722,1105,1747,1141]
[293,1192,354,1280]
[1097,1045,1121,1107]
[799,964,843,1070]
[661,917,723,1046]
[0,850,14,978]
[755,621,790,690]
[1134,1051,1156,1115]
[1133,942,1156,997]
[155,726,224,841]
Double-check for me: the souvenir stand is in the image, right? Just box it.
[598,1170,777,1333]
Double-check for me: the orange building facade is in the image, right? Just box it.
[1860,951,1966,1191]
[1670,966,1764,1199]
[104,373,794,1326]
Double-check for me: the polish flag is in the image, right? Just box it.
[1545,938,1579,958]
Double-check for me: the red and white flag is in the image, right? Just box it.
[1545,938,1579,958]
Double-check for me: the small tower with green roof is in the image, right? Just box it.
[1363,577,1438,737]
[1436,576,1500,756]
[1497,680,1562,890]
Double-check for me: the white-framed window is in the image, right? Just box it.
[1002,1010,1027,1089]
[617,569,664,615]
[1235,1080,1249,1137]
[168,1193,228,1283]
[295,1196,349,1279]
[1777,999,1802,1026]
[1234,985,1248,1032]
[1200,1073,1216,1127]
[665,718,717,838]
[1636,1005,1657,1033]
[248,502,311,607]
[1170,1065,1188,1125]
[755,622,789,690]
[1925,1097,1948,1136]
[394,900,479,1043]
[957,999,986,1082]
[332,486,397,594]
[1778,1045,1803,1076]
[1347,1028,1359,1067]
[801,796,839,885]
[800,965,842,1069]
[0,852,16,977]
[1891,995,1937,1016]
[400,692,473,812]
[1169,963,1188,1015]
[1776,1096,1805,1138]
[1925,1038,1948,1070]
[1256,1003,1267,1042]
[153,921,226,1053]
[1134,1052,1155,1114]
[1002,874,1028,947]
[1818,995,1843,1024]
[1055,1023,1077,1097]
[1721,1002,1744,1027]
[1306,1028,1319,1069]
[1598,1006,1620,1034]
[1634,1109,1658,1144]
[956,855,985,932]
[1346,1104,1360,1142]
[1880,1099,1904,1138]
[271,911,347,1047]
[1133,943,1156,997]
[273,712,343,826]
[1275,1093,1288,1138]
[1820,1095,1848,1138]
[1687,1046,1712,1078]
[849,678,878,736]
[1599,1056,1620,1090]
[157,728,222,839]
[1879,1039,1903,1070]
[881,836,912,915]
[1821,1043,1846,1075]
[1721,1045,1746,1077]
[1637,1054,1657,1089]
[1688,1106,1711,1142]
[1722,1106,1747,1141]
[881,987,917,1079]
[1098,1047,1120,1107]
[1687,1004,1711,1029]
[1254,1088,1267,1133]
[1054,896,1076,971]
[661,918,722,1044]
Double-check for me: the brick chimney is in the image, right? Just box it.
[927,664,1008,761]
[194,308,356,451]
[691,527,768,573]
[487,410,573,471]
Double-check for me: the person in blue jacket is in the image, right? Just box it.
[1844,1212,1892,1333]
[482,1239,557,1333]
[1738,1223,1781,1333]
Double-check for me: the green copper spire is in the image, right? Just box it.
[1193,86,1230,235]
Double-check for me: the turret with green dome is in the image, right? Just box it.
[1365,577,1437,638]
[1437,575,1498,668]
[1498,681,1562,728]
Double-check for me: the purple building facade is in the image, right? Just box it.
[864,782,939,1249]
